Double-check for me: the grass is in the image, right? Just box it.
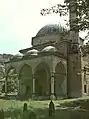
[0,97,89,119]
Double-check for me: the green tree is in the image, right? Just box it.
[41,0,89,32]
[7,76,18,93]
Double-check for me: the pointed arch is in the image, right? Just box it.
[19,64,32,76]
[18,64,33,99]
[34,62,50,73]
[55,61,67,97]
[55,61,66,75]
[34,62,50,97]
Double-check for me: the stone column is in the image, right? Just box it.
[50,72,55,100]
[32,74,36,99]
[69,0,79,43]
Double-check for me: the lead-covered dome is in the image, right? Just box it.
[42,46,58,52]
[36,24,66,37]
[25,49,39,56]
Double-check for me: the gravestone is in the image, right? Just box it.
[49,100,55,116]
[21,103,29,119]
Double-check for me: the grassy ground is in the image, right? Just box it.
[0,97,89,119]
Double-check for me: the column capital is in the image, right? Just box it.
[32,74,36,79]
[51,72,55,77]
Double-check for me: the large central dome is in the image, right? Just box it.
[31,23,68,48]
[36,24,65,37]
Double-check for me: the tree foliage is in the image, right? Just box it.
[40,0,89,32]
[7,77,18,93]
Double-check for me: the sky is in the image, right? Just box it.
[0,0,87,54]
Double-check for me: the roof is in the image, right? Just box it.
[36,24,67,37]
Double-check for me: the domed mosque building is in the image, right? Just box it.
[5,23,89,100]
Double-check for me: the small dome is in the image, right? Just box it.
[25,49,39,56]
[42,46,58,52]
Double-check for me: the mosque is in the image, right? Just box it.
[4,23,89,100]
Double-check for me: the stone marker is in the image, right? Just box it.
[49,100,55,117]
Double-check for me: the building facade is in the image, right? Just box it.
[4,24,89,100]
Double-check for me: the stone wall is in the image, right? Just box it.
[67,53,82,98]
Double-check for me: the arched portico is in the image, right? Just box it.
[34,62,50,97]
[55,61,67,98]
[18,64,32,99]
